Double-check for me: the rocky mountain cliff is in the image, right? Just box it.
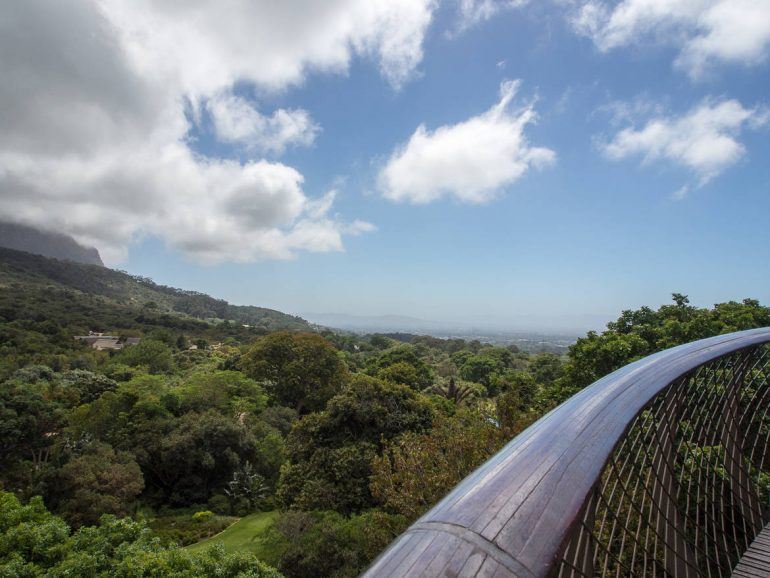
[0,222,104,266]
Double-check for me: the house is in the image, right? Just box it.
[74,333,141,350]
[75,334,119,346]
[91,338,123,351]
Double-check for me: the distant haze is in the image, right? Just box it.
[303,312,603,336]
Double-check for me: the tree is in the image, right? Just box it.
[368,345,433,389]
[0,491,282,577]
[0,492,70,571]
[240,332,348,413]
[426,377,479,405]
[554,294,770,405]
[224,461,269,513]
[0,381,64,472]
[115,339,174,374]
[277,375,433,513]
[57,443,144,527]
[376,361,423,389]
[178,370,267,417]
[528,353,563,386]
[143,410,257,506]
[58,370,118,404]
[371,408,507,520]
[458,355,499,388]
[263,509,406,578]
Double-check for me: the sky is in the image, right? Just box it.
[1,0,770,332]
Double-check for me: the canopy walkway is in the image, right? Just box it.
[363,328,770,577]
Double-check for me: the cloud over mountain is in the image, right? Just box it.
[0,0,437,263]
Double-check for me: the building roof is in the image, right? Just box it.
[91,338,123,350]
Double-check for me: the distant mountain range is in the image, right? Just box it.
[0,222,104,266]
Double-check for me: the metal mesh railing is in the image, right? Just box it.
[559,345,770,578]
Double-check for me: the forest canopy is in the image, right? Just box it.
[2,252,769,576]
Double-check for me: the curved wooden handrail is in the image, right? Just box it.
[363,327,770,577]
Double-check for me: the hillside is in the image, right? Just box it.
[0,222,104,266]
[0,246,309,331]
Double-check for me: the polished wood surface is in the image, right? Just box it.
[362,328,770,578]
[732,523,770,578]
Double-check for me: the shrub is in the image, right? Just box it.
[192,511,214,523]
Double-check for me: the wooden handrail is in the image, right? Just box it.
[363,327,770,577]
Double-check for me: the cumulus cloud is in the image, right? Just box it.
[0,0,433,264]
[207,93,319,154]
[571,0,770,78]
[601,98,768,184]
[379,80,555,204]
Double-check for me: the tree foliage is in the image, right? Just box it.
[56,442,144,527]
[241,332,348,413]
[277,375,433,513]
[0,491,281,577]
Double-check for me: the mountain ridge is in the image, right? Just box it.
[0,222,104,266]
[0,246,310,331]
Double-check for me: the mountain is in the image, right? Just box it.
[0,222,104,266]
[0,246,310,332]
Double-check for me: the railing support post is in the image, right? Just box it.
[720,349,767,541]
[652,384,699,578]
[559,488,598,578]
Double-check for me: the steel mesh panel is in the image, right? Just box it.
[559,345,770,578]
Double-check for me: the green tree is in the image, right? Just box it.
[241,332,348,413]
[367,345,433,389]
[277,375,433,513]
[263,509,406,578]
[178,370,267,417]
[0,491,282,577]
[375,361,423,389]
[57,442,144,527]
[115,339,174,374]
[554,294,770,405]
[528,353,563,386]
[425,377,480,405]
[371,408,507,520]
[144,410,257,506]
[458,355,499,388]
[0,380,64,472]
[224,461,269,513]
[58,370,118,404]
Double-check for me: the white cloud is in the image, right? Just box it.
[100,0,436,93]
[672,184,690,200]
[601,98,768,184]
[0,0,428,264]
[571,0,770,78]
[207,93,319,154]
[455,0,528,32]
[379,80,555,204]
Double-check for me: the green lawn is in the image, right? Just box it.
[184,511,278,559]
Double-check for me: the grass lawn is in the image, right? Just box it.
[184,511,278,559]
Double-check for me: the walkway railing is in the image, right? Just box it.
[363,328,770,577]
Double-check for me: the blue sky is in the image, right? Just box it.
[3,1,770,331]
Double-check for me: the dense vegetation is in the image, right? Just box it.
[2,251,769,577]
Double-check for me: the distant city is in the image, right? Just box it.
[303,312,585,353]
